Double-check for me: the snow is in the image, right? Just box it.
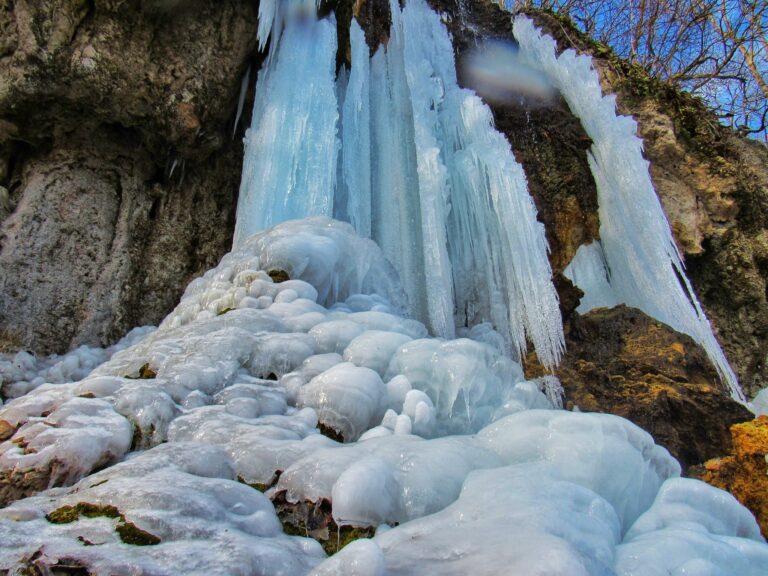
[513,16,744,401]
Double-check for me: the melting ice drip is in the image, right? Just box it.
[235,0,565,370]
[511,17,745,402]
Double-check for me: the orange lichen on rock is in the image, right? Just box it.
[698,416,768,538]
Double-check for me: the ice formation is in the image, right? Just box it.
[1,2,767,574]
[512,16,744,401]
[235,0,565,369]
[1,218,765,574]
[0,327,153,401]
[233,15,339,247]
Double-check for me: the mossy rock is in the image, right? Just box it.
[237,472,281,493]
[124,363,157,380]
[272,491,376,555]
[317,422,345,443]
[46,502,161,546]
[267,269,290,283]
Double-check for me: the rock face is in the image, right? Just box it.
[693,416,768,538]
[525,306,753,471]
[0,0,258,353]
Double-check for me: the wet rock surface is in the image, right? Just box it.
[692,416,768,539]
[526,306,754,471]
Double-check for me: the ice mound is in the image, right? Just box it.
[0,443,325,575]
[0,327,153,400]
[1,216,766,574]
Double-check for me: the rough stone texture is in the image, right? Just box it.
[0,0,259,353]
[0,459,60,508]
[691,416,768,539]
[525,306,754,472]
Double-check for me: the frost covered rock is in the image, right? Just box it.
[0,443,325,575]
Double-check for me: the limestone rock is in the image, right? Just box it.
[525,306,753,471]
[0,0,258,353]
[692,416,768,539]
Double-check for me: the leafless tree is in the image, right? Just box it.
[503,0,768,141]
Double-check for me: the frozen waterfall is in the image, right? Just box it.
[513,17,745,402]
[235,0,565,369]
[0,2,766,574]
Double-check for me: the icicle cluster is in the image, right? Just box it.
[238,0,565,368]
[233,15,339,248]
[256,0,320,52]
[513,17,745,401]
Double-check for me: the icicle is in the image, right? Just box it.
[337,20,373,238]
[232,65,251,139]
[256,0,320,53]
[514,17,745,401]
[386,0,563,366]
[233,16,339,248]
[397,0,456,340]
[563,241,620,314]
[369,24,430,326]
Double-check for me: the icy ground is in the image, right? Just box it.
[0,219,766,575]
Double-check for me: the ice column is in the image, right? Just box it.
[233,15,339,247]
[373,0,564,366]
[368,15,431,326]
[336,21,373,239]
[513,17,744,400]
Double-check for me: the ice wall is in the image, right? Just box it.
[235,0,564,368]
[2,218,766,575]
[334,0,565,367]
[233,15,339,247]
[513,17,745,401]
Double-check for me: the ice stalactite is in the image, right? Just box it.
[336,0,565,367]
[336,21,373,239]
[233,15,339,248]
[563,241,621,314]
[513,16,745,401]
[255,0,320,53]
[236,1,564,368]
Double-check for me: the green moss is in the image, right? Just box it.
[217,307,235,316]
[46,503,120,524]
[322,526,376,555]
[46,502,161,546]
[116,521,162,546]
